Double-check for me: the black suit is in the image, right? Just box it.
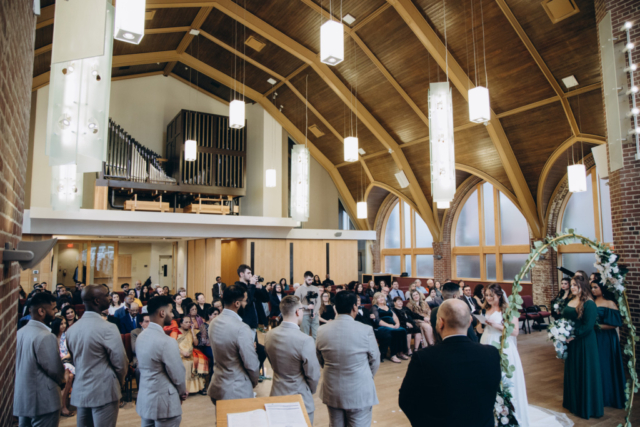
[269,292,283,318]
[236,281,269,329]
[461,295,480,314]
[355,306,374,327]
[212,282,226,300]
[431,306,478,343]
[399,336,501,427]
[322,279,335,288]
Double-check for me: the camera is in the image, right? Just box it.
[256,276,264,283]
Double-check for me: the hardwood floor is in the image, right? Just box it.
[57,331,637,427]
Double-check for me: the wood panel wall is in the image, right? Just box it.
[187,238,222,298]
[220,239,247,286]
[327,240,358,285]
[245,239,289,284]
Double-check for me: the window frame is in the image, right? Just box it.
[380,200,434,277]
[451,182,531,282]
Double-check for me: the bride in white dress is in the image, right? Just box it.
[480,284,531,427]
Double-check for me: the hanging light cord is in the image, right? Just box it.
[480,0,488,89]
[471,0,477,87]
[443,0,449,83]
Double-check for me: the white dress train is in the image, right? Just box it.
[481,310,531,427]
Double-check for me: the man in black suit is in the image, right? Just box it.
[399,299,501,427]
[212,276,226,300]
[431,282,478,343]
[322,274,335,288]
[461,284,480,314]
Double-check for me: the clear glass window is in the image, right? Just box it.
[416,255,434,277]
[385,256,401,275]
[483,183,496,246]
[502,253,530,282]
[561,176,596,241]
[561,253,597,277]
[415,212,433,248]
[486,254,496,281]
[499,193,529,245]
[403,202,411,248]
[405,255,412,276]
[455,189,480,246]
[456,255,480,279]
[384,203,400,249]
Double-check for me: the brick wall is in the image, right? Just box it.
[595,0,640,358]
[0,0,36,423]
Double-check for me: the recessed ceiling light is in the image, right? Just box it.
[189,29,200,36]
[267,78,277,85]
[562,75,579,88]
[358,148,366,155]
[342,14,356,25]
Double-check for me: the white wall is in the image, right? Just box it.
[117,241,174,286]
[304,156,339,229]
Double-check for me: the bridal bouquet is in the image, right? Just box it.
[548,318,575,359]
[494,376,519,426]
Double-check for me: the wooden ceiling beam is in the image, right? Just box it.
[36,5,55,28]
[494,0,579,136]
[211,0,440,240]
[263,64,308,97]
[113,70,164,82]
[178,51,369,230]
[352,4,392,33]
[389,0,541,238]
[164,6,212,76]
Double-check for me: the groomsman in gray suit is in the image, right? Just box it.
[14,292,65,427]
[207,284,260,404]
[66,284,129,427]
[136,296,187,426]
[265,296,320,423]
[316,291,380,427]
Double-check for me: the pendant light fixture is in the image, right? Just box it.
[114,0,146,45]
[265,83,277,188]
[291,76,311,222]
[568,96,587,193]
[185,37,199,162]
[468,0,490,123]
[229,3,246,129]
[320,0,344,66]
[344,36,359,162]
[430,1,456,209]
[357,160,367,219]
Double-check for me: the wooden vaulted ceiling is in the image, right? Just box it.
[33,0,606,239]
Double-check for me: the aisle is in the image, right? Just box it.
[56,331,635,427]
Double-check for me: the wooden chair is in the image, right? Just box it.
[522,295,551,331]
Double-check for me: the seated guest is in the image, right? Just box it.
[355,295,375,327]
[431,282,477,343]
[461,284,480,314]
[426,288,443,308]
[139,284,151,303]
[322,274,335,288]
[406,290,435,346]
[313,275,323,287]
[381,285,393,307]
[404,281,418,300]
[186,302,204,329]
[355,283,370,304]
[458,280,466,297]
[415,279,428,294]
[175,316,209,395]
[118,302,140,334]
[56,285,73,309]
[108,292,123,315]
[14,293,65,427]
[162,286,171,297]
[278,278,289,291]
[61,306,78,329]
[319,292,336,325]
[199,307,219,376]
[390,281,405,301]
[292,283,300,292]
[127,289,143,308]
[473,284,485,310]
[372,292,408,363]
[347,280,358,292]
[121,283,130,293]
[173,294,185,318]
[425,279,442,298]
[195,293,211,319]
[51,317,75,417]
[212,299,223,313]
[399,299,501,426]
[177,287,187,299]
[270,282,285,318]
[391,297,422,355]
[207,285,260,403]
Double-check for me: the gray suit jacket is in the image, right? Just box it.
[135,323,186,420]
[207,309,260,401]
[13,321,65,417]
[65,311,129,408]
[265,322,320,414]
[130,327,142,366]
[316,314,380,409]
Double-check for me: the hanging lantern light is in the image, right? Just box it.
[229,99,245,129]
[429,82,456,208]
[568,164,587,193]
[185,139,197,161]
[114,0,146,45]
[437,201,450,209]
[266,169,277,188]
[291,145,310,222]
[320,20,344,66]
[357,201,368,219]
[468,86,490,123]
[344,136,358,162]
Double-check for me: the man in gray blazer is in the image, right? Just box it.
[136,296,187,426]
[316,291,380,427]
[265,296,320,423]
[207,284,260,404]
[14,292,65,427]
[66,284,129,427]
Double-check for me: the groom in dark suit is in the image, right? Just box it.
[399,299,501,427]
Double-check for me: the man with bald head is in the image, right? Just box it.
[66,285,129,427]
[399,299,501,427]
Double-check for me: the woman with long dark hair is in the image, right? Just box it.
[108,292,123,315]
[313,275,323,287]
[481,284,530,426]
[551,277,573,319]
[590,273,625,409]
[278,278,289,291]
[61,306,78,328]
[51,318,75,417]
[355,283,370,304]
[562,275,603,419]
[140,284,151,302]
[472,284,485,309]
[270,283,285,318]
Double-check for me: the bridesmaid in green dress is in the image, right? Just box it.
[562,274,604,419]
[590,273,626,409]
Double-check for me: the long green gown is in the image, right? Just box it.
[596,306,626,408]
[562,300,604,419]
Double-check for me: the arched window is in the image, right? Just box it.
[381,200,434,277]
[452,182,531,282]
[557,167,613,277]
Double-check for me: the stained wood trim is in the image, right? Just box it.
[145,26,191,34]
[34,44,52,57]
[169,73,229,105]
[496,96,560,119]
[360,158,374,184]
[454,163,518,208]
[352,4,392,33]
[565,83,602,98]
[211,0,439,241]
[36,5,55,28]
[494,0,579,136]
[263,64,308,97]
[369,181,419,214]
[113,70,165,81]
[32,72,50,91]
[389,0,539,238]
[283,81,344,142]
[164,6,212,76]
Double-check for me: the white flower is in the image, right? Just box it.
[495,404,502,413]
[615,283,625,292]
[609,254,618,263]
[566,325,572,331]
[558,335,566,342]
[550,327,558,336]
[501,408,509,416]
[496,396,504,405]
[501,416,509,425]
[558,327,566,335]
[612,266,619,273]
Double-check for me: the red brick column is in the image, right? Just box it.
[0,0,36,423]
[595,0,640,356]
